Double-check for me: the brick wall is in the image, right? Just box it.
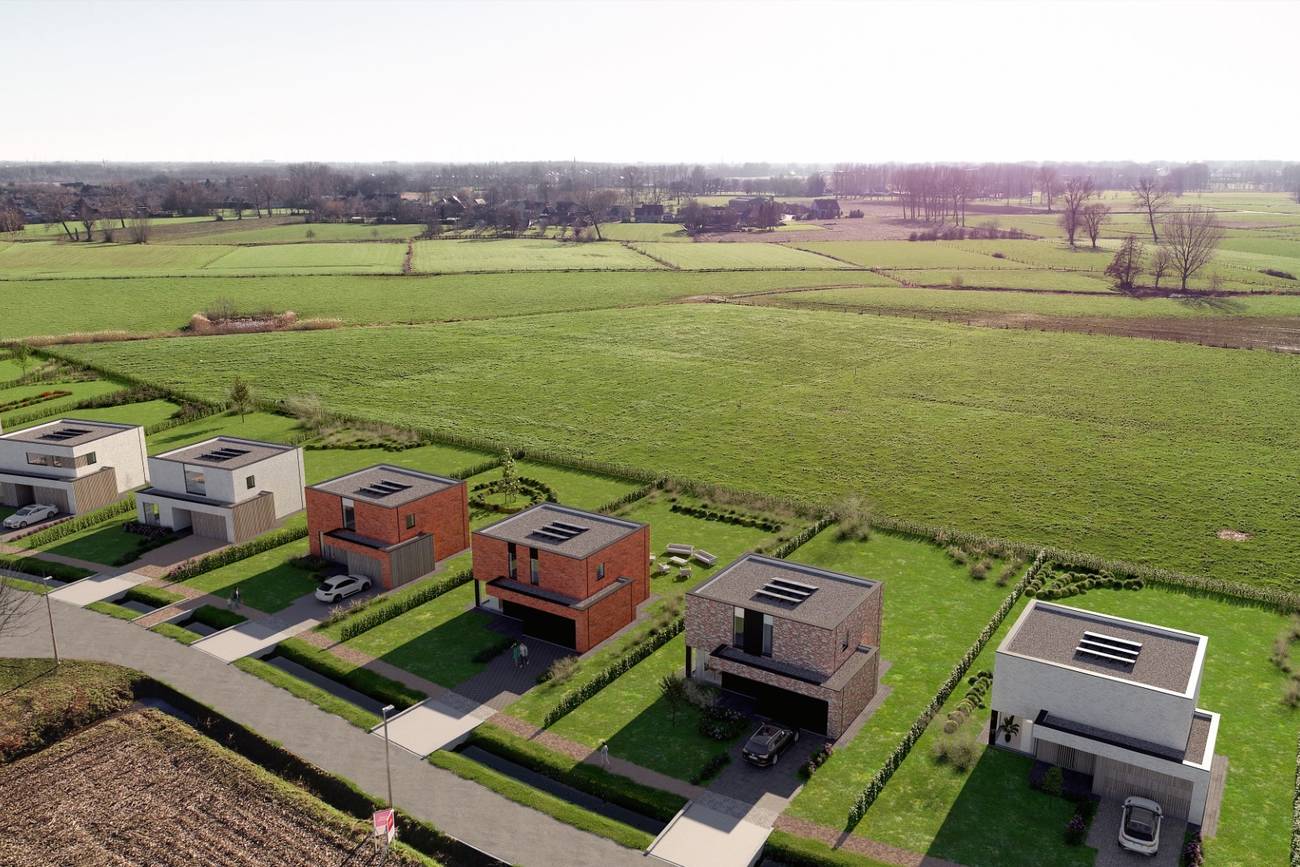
[307,483,469,562]
[472,524,649,606]
[686,592,836,676]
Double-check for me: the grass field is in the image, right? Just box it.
[201,242,406,274]
[596,223,690,242]
[3,398,182,432]
[63,304,1300,587]
[175,222,423,244]
[631,241,852,270]
[145,410,304,454]
[33,512,143,566]
[887,268,1113,292]
[302,442,490,484]
[0,270,899,339]
[411,238,661,272]
[463,460,640,522]
[0,379,129,428]
[794,241,1020,270]
[0,242,234,278]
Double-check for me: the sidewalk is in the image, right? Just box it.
[0,599,645,867]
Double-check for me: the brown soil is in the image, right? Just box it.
[0,710,416,867]
[1217,529,1254,542]
[740,296,1300,352]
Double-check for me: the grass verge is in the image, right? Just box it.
[233,656,381,730]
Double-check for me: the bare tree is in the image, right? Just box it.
[1037,166,1060,211]
[622,166,640,208]
[574,187,616,240]
[1162,208,1224,290]
[251,174,279,217]
[0,206,23,239]
[77,200,96,242]
[0,575,37,643]
[1131,177,1170,243]
[1058,176,1095,247]
[1104,235,1145,292]
[1080,202,1110,248]
[127,215,151,244]
[1150,245,1173,290]
[36,187,77,240]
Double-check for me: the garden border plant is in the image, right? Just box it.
[275,637,426,710]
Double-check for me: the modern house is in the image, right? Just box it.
[306,464,470,590]
[471,503,650,652]
[0,419,148,515]
[990,600,1222,826]
[136,436,305,544]
[685,554,882,738]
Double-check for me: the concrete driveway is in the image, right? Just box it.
[1087,798,1186,867]
[373,692,496,757]
[49,571,147,607]
[648,800,770,867]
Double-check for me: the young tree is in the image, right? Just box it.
[1058,176,1095,247]
[10,341,33,375]
[1150,244,1173,290]
[1162,208,1224,290]
[77,199,96,242]
[1080,202,1110,248]
[805,173,827,197]
[574,187,616,240]
[0,206,23,239]
[127,215,151,244]
[1131,177,1170,243]
[659,673,688,723]
[228,376,253,422]
[1104,235,1145,292]
[498,448,520,506]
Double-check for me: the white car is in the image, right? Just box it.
[3,503,58,530]
[315,574,372,604]
[1118,796,1162,856]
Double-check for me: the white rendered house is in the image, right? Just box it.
[990,600,1222,826]
[137,436,305,543]
[0,419,148,515]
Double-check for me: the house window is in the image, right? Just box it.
[183,466,206,496]
[26,452,54,467]
[841,631,849,652]
[405,513,416,530]
[733,607,745,648]
[341,497,355,531]
[245,475,256,490]
[761,614,773,657]
[83,451,97,467]
[529,547,539,585]
[507,542,517,579]
[596,562,606,581]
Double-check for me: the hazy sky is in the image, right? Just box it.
[4,0,1297,164]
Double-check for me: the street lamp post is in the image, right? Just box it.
[381,704,396,809]
[44,575,59,666]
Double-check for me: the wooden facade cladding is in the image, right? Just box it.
[70,466,120,513]
[230,491,276,542]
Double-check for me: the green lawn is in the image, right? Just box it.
[146,410,304,454]
[337,579,504,688]
[549,633,739,781]
[888,268,1114,293]
[176,222,423,245]
[179,538,316,612]
[3,398,181,432]
[0,242,234,278]
[200,242,406,274]
[0,379,129,428]
[34,512,144,566]
[464,460,641,525]
[596,223,690,242]
[631,241,853,270]
[785,529,1015,828]
[303,442,492,485]
[66,304,1300,589]
[794,241,1020,270]
[411,238,662,272]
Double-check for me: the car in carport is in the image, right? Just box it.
[3,503,58,530]
[741,723,799,767]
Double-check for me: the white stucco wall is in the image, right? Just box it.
[146,446,304,518]
[83,427,149,491]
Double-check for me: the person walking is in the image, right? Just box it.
[519,642,530,667]
[599,741,610,768]
[232,585,242,610]
[511,641,521,669]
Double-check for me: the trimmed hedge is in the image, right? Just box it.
[847,551,1045,828]
[233,656,381,731]
[543,617,684,728]
[190,604,248,631]
[18,496,136,549]
[668,502,782,532]
[145,402,223,435]
[150,622,204,645]
[165,525,308,582]
[596,480,661,514]
[275,638,426,710]
[0,554,94,583]
[468,724,686,822]
[763,830,888,867]
[87,600,142,621]
[331,568,474,641]
[448,457,504,480]
[769,515,836,558]
[125,584,184,608]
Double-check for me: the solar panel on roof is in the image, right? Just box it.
[756,576,819,606]
[1075,630,1141,666]
[527,520,590,545]
[198,446,251,462]
[39,427,94,441]
[756,587,807,604]
[550,521,587,533]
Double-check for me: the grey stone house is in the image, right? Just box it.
[685,553,882,738]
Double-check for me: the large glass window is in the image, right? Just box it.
[183,466,206,496]
[26,452,70,468]
[507,542,517,579]
[733,607,745,648]
[761,614,774,657]
[529,547,540,585]
[596,562,606,581]
[341,497,355,530]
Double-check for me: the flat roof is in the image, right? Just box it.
[1000,601,1205,695]
[690,554,878,630]
[474,503,643,559]
[2,418,139,447]
[310,464,461,507]
[154,436,296,471]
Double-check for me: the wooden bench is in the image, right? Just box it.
[692,550,717,567]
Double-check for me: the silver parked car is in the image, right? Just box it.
[3,503,58,529]
[1118,796,1162,856]
[315,573,372,604]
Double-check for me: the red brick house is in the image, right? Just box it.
[472,503,649,652]
[686,554,882,738]
[306,465,469,590]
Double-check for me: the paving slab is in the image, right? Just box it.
[648,801,769,867]
[375,692,496,757]
[192,618,312,663]
[48,571,145,607]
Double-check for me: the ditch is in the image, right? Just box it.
[258,651,386,716]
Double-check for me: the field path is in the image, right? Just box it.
[0,599,645,867]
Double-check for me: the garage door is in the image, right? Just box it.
[502,601,576,649]
[191,510,229,541]
[31,486,69,514]
[345,550,383,582]
[721,672,829,735]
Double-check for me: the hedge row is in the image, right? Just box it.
[468,724,686,822]
[595,480,661,514]
[275,637,426,710]
[448,457,504,480]
[165,525,307,582]
[333,568,474,641]
[144,402,224,435]
[0,552,95,583]
[18,496,136,549]
[124,584,185,608]
[543,618,684,728]
[135,679,504,867]
[763,831,878,867]
[847,551,1045,828]
[768,515,836,559]
[0,386,151,429]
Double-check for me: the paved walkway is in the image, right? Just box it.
[376,692,497,756]
[0,600,645,867]
[192,592,325,662]
[48,571,150,606]
[648,802,770,867]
